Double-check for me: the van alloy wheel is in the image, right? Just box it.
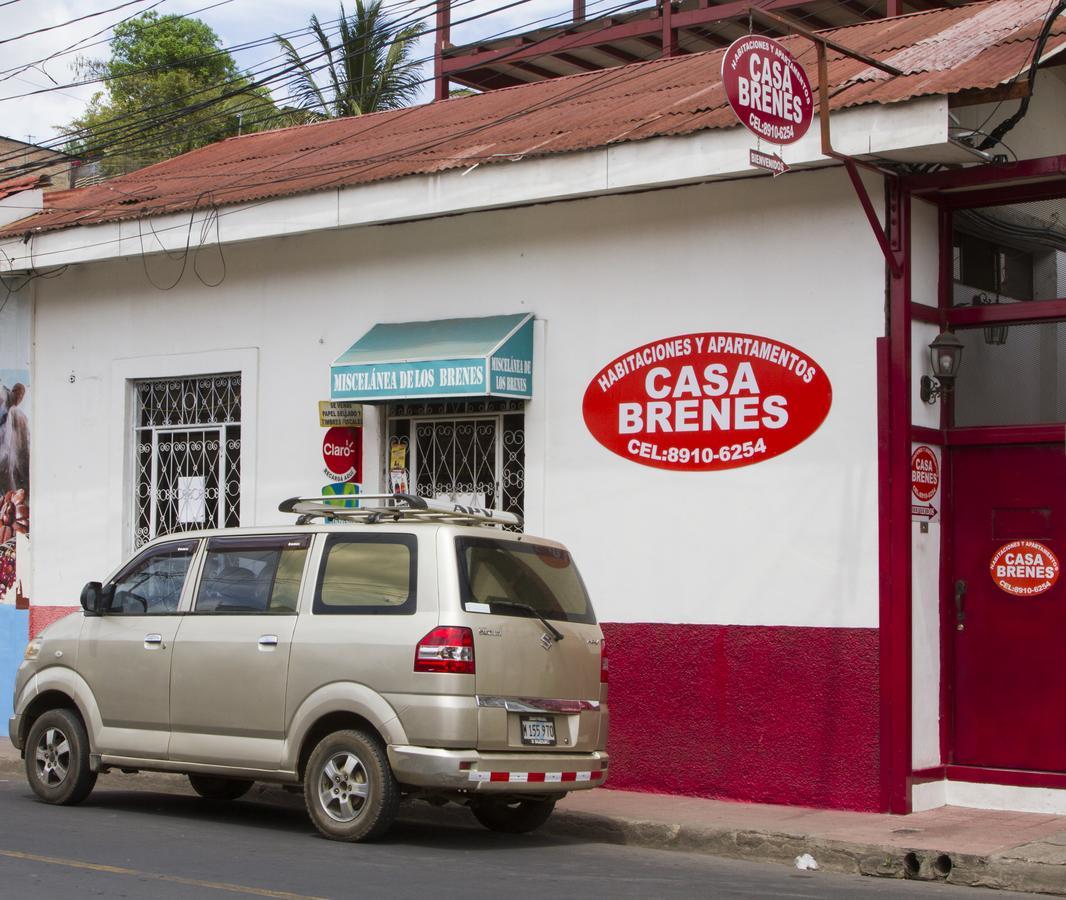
[24,708,97,806]
[317,751,370,823]
[35,727,70,787]
[303,728,399,842]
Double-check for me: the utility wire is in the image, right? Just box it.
[4,0,663,227]
[0,0,606,175]
[0,0,156,47]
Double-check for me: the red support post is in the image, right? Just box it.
[886,0,903,16]
[662,0,677,57]
[879,178,913,814]
[574,0,586,24]
[434,0,452,102]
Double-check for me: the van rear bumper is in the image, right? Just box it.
[388,745,608,792]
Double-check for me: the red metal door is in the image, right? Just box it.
[952,444,1066,771]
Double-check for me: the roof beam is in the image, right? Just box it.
[440,0,820,75]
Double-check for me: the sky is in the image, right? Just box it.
[0,0,601,150]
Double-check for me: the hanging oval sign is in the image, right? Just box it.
[582,333,832,471]
[989,540,1060,597]
[721,36,814,145]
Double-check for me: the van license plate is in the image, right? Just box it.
[520,716,556,746]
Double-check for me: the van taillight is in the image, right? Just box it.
[415,626,475,674]
[600,640,608,684]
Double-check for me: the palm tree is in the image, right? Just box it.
[277,1,424,118]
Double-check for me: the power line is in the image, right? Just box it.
[0,0,157,47]
[3,0,660,226]
[0,0,556,173]
[0,0,226,83]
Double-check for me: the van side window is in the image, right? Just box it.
[107,541,197,615]
[313,534,416,615]
[195,535,310,614]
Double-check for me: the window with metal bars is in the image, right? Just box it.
[385,399,524,527]
[132,374,241,548]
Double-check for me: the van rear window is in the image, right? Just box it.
[455,538,595,625]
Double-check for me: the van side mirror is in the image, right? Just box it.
[80,582,104,616]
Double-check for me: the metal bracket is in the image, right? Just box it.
[748,8,905,278]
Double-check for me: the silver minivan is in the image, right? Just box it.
[8,495,609,841]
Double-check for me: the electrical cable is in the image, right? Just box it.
[0,0,472,169]
[0,0,227,83]
[0,0,630,177]
[0,0,157,47]
[977,0,1066,151]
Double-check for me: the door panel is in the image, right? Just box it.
[952,444,1066,771]
[168,615,297,769]
[77,539,197,759]
[167,534,309,770]
[79,615,182,759]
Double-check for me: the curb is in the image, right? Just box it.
[1,754,1062,896]
[541,809,1066,896]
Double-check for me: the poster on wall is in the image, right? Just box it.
[0,288,31,607]
[910,444,941,521]
[582,332,831,471]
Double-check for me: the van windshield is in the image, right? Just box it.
[455,537,596,625]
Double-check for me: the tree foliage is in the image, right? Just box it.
[276,1,424,118]
[64,12,280,175]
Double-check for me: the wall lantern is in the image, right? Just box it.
[920,329,964,404]
[973,293,1008,346]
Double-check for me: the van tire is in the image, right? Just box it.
[188,775,254,801]
[25,708,97,806]
[303,729,399,842]
[470,797,556,834]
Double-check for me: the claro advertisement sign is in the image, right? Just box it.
[582,333,832,471]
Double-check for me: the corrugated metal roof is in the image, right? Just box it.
[0,174,47,200]
[5,0,1063,238]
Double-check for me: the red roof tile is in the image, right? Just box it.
[4,0,1063,238]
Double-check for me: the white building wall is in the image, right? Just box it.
[31,167,885,629]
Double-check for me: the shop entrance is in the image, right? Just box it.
[385,399,525,523]
[951,443,1066,771]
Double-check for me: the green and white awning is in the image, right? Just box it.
[331,313,533,402]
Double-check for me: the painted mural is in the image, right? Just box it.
[0,286,30,722]
[0,290,30,603]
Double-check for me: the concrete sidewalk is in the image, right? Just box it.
[2,736,1064,894]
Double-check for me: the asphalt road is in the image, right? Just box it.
[0,777,1040,900]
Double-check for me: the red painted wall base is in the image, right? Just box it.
[600,622,881,812]
[29,605,78,637]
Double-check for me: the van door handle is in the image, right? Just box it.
[954,580,967,631]
[144,633,164,649]
[258,635,279,649]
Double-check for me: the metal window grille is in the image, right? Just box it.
[133,374,241,548]
[386,400,524,527]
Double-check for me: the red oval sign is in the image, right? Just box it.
[990,540,1060,597]
[910,445,939,502]
[582,333,832,471]
[721,36,814,145]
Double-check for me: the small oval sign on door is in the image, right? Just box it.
[582,333,832,471]
[990,540,1060,596]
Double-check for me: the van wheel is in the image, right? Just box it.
[25,708,97,806]
[303,729,399,842]
[470,797,556,833]
[188,775,254,801]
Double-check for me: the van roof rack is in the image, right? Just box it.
[278,493,523,529]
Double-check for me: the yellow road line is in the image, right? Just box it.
[0,849,326,900]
